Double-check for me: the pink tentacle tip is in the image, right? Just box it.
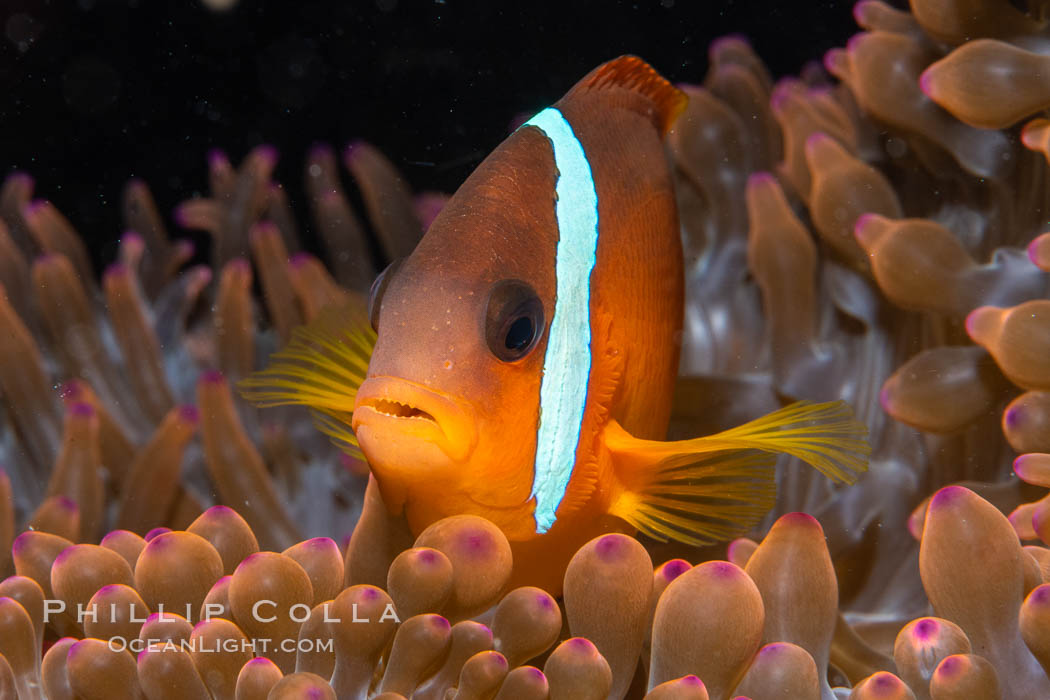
[779,511,822,530]
[709,560,741,578]
[226,257,251,275]
[307,537,338,552]
[10,532,35,554]
[52,546,75,565]
[206,148,229,169]
[360,586,381,601]
[178,404,200,425]
[823,48,846,76]
[343,139,369,165]
[536,592,555,610]
[852,0,872,24]
[308,142,334,161]
[431,615,451,630]
[101,530,132,545]
[937,656,961,676]
[144,527,171,542]
[199,369,226,386]
[746,171,777,190]
[68,401,96,418]
[23,198,48,217]
[1004,405,1023,429]
[759,642,788,656]
[59,381,83,401]
[171,203,191,228]
[681,675,703,687]
[121,230,144,246]
[255,144,279,165]
[103,262,127,280]
[566,637,596,652]
[594,533,626,560]
[6,171,34,189]
[204,504,236,519]
[55,496,78,512]
[95,583,121,596]
[247,656,273,666]
[1029,583,1050,606]
[845,32,868,55]
[878,385,893,413]
[460,529,493,555]
[290,251,314,268]
[913,617,938,640]
[249,220,279,242]
[929,485,969,511]
[870,671,902,689]
[659,559,691,581]
[709,33,751,57]
[804,130,833,151]
[918,69,934,98]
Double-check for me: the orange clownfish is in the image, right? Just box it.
[244,56,869,592]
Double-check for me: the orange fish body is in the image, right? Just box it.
[246,56,869,594]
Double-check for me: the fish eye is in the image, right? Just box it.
[368,257,404,332]
[485,279,545,362]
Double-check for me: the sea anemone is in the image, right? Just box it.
[4,0,1050,696]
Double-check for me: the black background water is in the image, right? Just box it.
[1,0,858,268]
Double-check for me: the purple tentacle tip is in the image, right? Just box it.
[1005,405,1022,429]
[178,404,200,424]
[746,171,776,189]
[69,401,95,418]
[846,32,867,55]
[929,485,968,511]
[199,369,226,386]
[918,69,934,98]
[567,637,595,652]
[594,533,625,560]
[205,505,236,520]
[104,262,127,280]
[879,385,893,413]
[914,617,938,640]
[206,148,228,168]
[661,559,691,581]
[144,527,171,542]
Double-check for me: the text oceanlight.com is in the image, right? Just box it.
[109,636,334,654]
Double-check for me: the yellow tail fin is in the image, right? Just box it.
[238,301,375,457]
[606,400,869,546]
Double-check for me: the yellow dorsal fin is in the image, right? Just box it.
[238,300,375,458]
[605,400,870,546]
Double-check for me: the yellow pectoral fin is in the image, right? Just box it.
[238,299,376,458]
[605,400,870,546]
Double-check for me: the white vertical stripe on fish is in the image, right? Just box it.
[522,107,599,534]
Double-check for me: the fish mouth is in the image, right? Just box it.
[367,398,437,423]
[353,376,476,462]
